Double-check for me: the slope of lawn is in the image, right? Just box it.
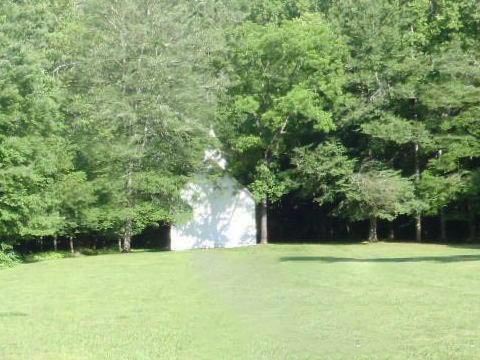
[2,243,480,359]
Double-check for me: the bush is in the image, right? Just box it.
[0,243,21,268]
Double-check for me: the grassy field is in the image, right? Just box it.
[2,243,480,359]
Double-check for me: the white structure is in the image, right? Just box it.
[170,151,257,251]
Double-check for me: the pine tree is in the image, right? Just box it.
[0,0,73,244]
[59,0,233,251]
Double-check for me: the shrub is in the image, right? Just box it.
[0,243,21,268]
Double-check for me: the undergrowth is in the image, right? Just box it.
[0,243,21,268]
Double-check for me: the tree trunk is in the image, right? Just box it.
[259,199,268,244]
[69,236,74,254]
[118,238,123,252]
[53,236,58,252]
[439,207,447,242]
[122,158,134,252]
[122,218,133,252]
[39,238,44,252]
[369,216,378,242]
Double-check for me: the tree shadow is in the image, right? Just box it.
[0,312,28,318]
[138,248,170,253]
[280,254,480,263]
[447,244,480,250]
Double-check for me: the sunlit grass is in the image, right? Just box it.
[2,243,480,359]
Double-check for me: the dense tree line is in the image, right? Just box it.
[0,0,234,256]
[216,0,480,243]
[0,0,479,261]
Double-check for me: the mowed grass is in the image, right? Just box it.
[2,243,480,359]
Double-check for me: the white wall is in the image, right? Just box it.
[170,176,257,251]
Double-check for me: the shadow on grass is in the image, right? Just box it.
[23,252,73,263]
[21,248,169,264]
[0,312,28,318]
[134,248,169,253]
[280,254,480,263]
[447,244,480,250]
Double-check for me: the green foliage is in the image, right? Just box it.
[53,0,236,249]
[0,0,73,242]
[243,0,314,24]
[249,162,294,202]
[53,171,96,238]
[310,0,480,234]
[0,0,241,250]
[361,116,433,148]
[1,0,480,247]
[0,243,20,268]
[293,141,355,204]
[418,171,468,215]
[216,13,347,202]
[338,167,416,222]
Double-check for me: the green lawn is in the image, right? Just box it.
[2,243,480,359]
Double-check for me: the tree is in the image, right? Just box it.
[2,0,480,251]
[54,172,96,253]
[419,39,480,240]
[293,141,355,206]
[58,0,234,251]
[417,171,467,241]
[338,167,416,242]
[320,0,452,241]
[313,0,480,243]
[242,0,314,24]
[0,0,72,245]
[215,13,347,243]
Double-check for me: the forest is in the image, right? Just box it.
[1,0,479,264]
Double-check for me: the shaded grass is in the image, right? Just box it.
[21,249,125,263]
[22,251,74,263]
[2,243,480,359]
